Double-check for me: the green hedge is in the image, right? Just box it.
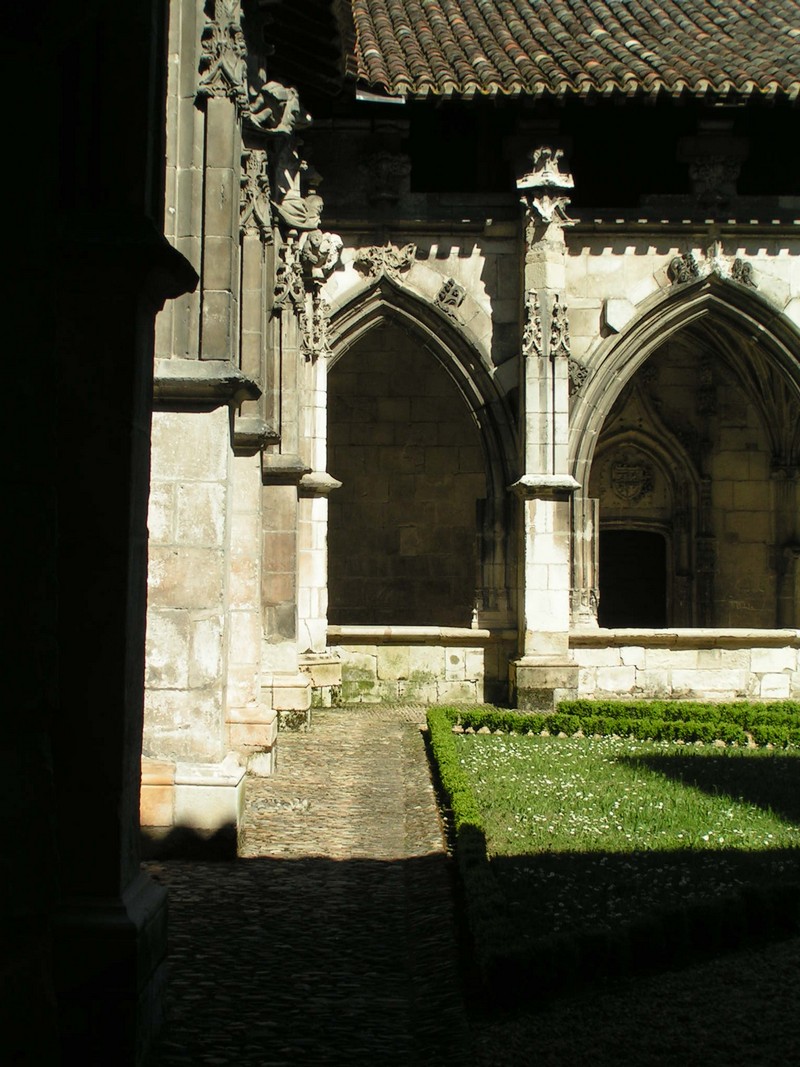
[447,700,800,747]
[427,700,800,1004]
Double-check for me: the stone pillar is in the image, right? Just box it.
[261,287,312,725]
[509,148,580,710]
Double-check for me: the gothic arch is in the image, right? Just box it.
[570,274,800,627]
[326,275,518,624]
[328,274,518,500]
[571,274,800,486]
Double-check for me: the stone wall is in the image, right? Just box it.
[328,321,487,627]
[572,631,800,701]
[328,627,513,704]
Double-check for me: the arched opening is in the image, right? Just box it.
[574,277,800,629]
[328,319,487,626]
[599,530,667,627]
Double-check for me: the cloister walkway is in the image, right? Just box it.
[147,706,473,1066]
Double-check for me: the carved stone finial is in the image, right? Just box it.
[668,253,700,285]
[549,294,571,360]
[517,146,576,227]
[198,0,248,112]
[353,243,416,281]
[435,278,467,321]
[240,148,272,240]
[522,290,543,359]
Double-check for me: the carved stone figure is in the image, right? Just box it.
[246,62,312,136]
[435,278,467,320]
[731,258,757,288]
[668,253,700,285]
[299,229,343,280]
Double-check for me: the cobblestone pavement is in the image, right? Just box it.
[146,707,473,1066]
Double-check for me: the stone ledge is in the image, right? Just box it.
[153,358,261,407]
[571,628,800,649]
[328,625,501,645]
[508,474,581,499]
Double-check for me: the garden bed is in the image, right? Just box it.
[427,701,800,1003]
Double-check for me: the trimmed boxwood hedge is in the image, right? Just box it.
[448,700,800,747]
[427,700,800,1005]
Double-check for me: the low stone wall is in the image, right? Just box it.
[571,629,800,701]
[327,626,514,704]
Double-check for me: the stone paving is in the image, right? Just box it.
[146,707,473,1066]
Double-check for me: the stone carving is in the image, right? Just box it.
[360,152,411,205]
[300,229,342,281]
[246,62,312,136]
[517,147,576,230]
[272,140,324,231]
[688,157,741,209]
[198,0,248,112]
[667,247,757,288]
[522,290,542,359]
[568,357,589,396]
[549,294,571,360]
[571,587,599,621]
[273,231,305,312]
[273,229,338,360]
[353,243,416,281]
[731,258,757,288]
[304,291,332,361]
[668,253,700,285]
[240,148,272,239]
[610,455,654,504]
[435,278,467,321]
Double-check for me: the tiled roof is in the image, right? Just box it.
[352,1,800,101]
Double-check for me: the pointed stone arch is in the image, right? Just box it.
[571,274,800,483]
[570,275,800,627]
[325,273,518,626]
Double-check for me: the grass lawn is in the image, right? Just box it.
[455,733,800,941]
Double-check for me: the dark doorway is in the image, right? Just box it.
[599,530,667,627]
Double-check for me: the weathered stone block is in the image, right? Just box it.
[377,645,410,680]
[145,611,191,689]
[758,673,791,698]
[750,647,796,673]
[595,666,637,693]
[175,482,226,546]
[148,546,225,610]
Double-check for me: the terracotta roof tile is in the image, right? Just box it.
[351,0,800,101]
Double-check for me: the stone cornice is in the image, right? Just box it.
[571,629,800,648]
[153,359,261,408]
[261,453,311,485]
